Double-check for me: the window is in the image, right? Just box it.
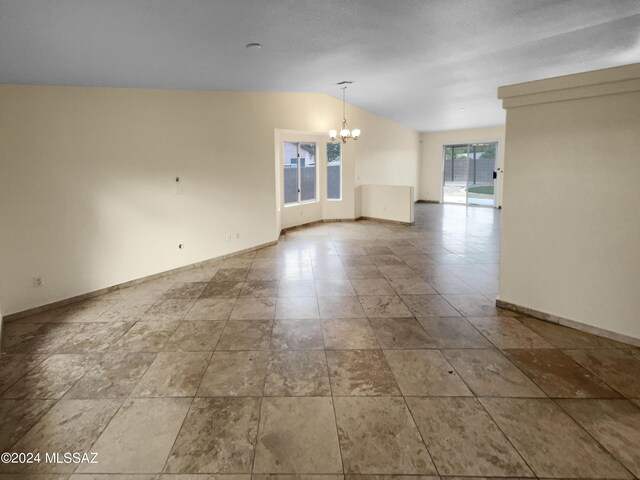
[284,142,317,205]
[326,142,341,200]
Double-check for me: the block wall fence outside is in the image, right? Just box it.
[0,85,419,317]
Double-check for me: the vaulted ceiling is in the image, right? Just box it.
[1,0,639,131]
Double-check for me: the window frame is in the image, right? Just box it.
[283,141,319,206]
[326,141,342,201]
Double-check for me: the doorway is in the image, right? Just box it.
[443,142,497,206]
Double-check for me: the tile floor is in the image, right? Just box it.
[1,204,640,480]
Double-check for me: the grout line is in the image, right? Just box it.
[316,286,347,477]
[249,365,269,474]
[2,388,59,453]
[559,348,635,399]
[474,396,539,478]
[0,350,53,397]
[246,252,269,476]
[158,394,196,475]
[552,397,638,479]
[71,392,131,474]
[401,394,442,477]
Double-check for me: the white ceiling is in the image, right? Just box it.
[1,0,639,131]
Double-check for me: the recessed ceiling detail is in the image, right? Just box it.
[0,0,639,131]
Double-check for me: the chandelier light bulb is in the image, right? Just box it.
[340,128,351,138]
[329,129,337,141]
[351,128,361,139]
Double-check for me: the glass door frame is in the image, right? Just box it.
[441,140,499,207]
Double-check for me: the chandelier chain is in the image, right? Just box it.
[342,86,346,122]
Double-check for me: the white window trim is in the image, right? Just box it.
[326,142,342,201]
[283,141,319,206]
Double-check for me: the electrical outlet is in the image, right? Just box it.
[33,276,43,288]
[235,232,240,240]
[226,234,231,241]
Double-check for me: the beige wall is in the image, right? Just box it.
[498,63,640,340]
[0,85,418,315]
[355,114,420,200]
[361,185,414,224]
[419,126,505,205]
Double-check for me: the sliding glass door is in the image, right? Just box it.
[443,145,469,204]
[443,142,497,206]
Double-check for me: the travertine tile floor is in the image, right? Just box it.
[1,204,640,479]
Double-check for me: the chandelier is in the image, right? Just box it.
[329,82,361,143]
